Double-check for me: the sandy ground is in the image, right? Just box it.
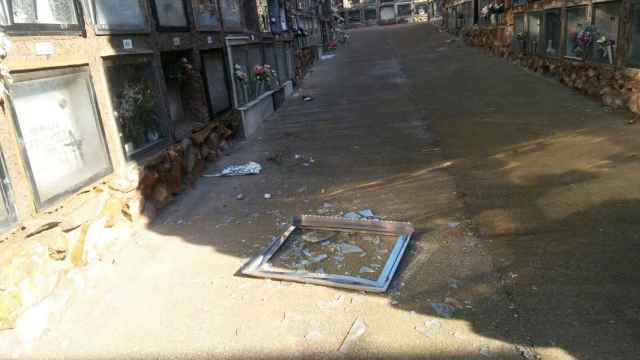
[4,23,640,360]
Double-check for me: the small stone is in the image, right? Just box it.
[48,248,66,261]
[415,319,441,337]
[236,194,244,200]
[480,345,491,357]
[45,230,68,261]
[516,345,539,360]
[264,193,272,199]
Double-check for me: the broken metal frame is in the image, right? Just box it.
[240,215,415,293]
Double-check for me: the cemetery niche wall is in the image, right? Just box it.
[9,67,112,209]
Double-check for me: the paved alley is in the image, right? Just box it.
[6,24,640,360]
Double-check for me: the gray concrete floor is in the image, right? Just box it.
[6,23,640,359]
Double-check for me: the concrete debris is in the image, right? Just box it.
[48,248,66,262]
[264,193,272,199]
[414,319,441,338]
[431,303,456,318]
[204,161,262,177]
[303,96,314,102]
[339,317,367,353]
[236,194,244,200]
[480,345,491,357]
[515,345,539,360]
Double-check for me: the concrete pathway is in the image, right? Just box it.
[5,24,640,360]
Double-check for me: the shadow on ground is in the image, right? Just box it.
[127,24,640,359]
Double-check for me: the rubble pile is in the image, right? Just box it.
[463,27,513,59]
[462,27,640,115]
[139,116,237,213]
[511,54,640,112]
[0,111,240,331]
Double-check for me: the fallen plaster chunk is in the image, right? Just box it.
[414,319,441,338]
[480,345,492,357]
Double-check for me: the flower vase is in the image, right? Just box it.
[255,81,265,98]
